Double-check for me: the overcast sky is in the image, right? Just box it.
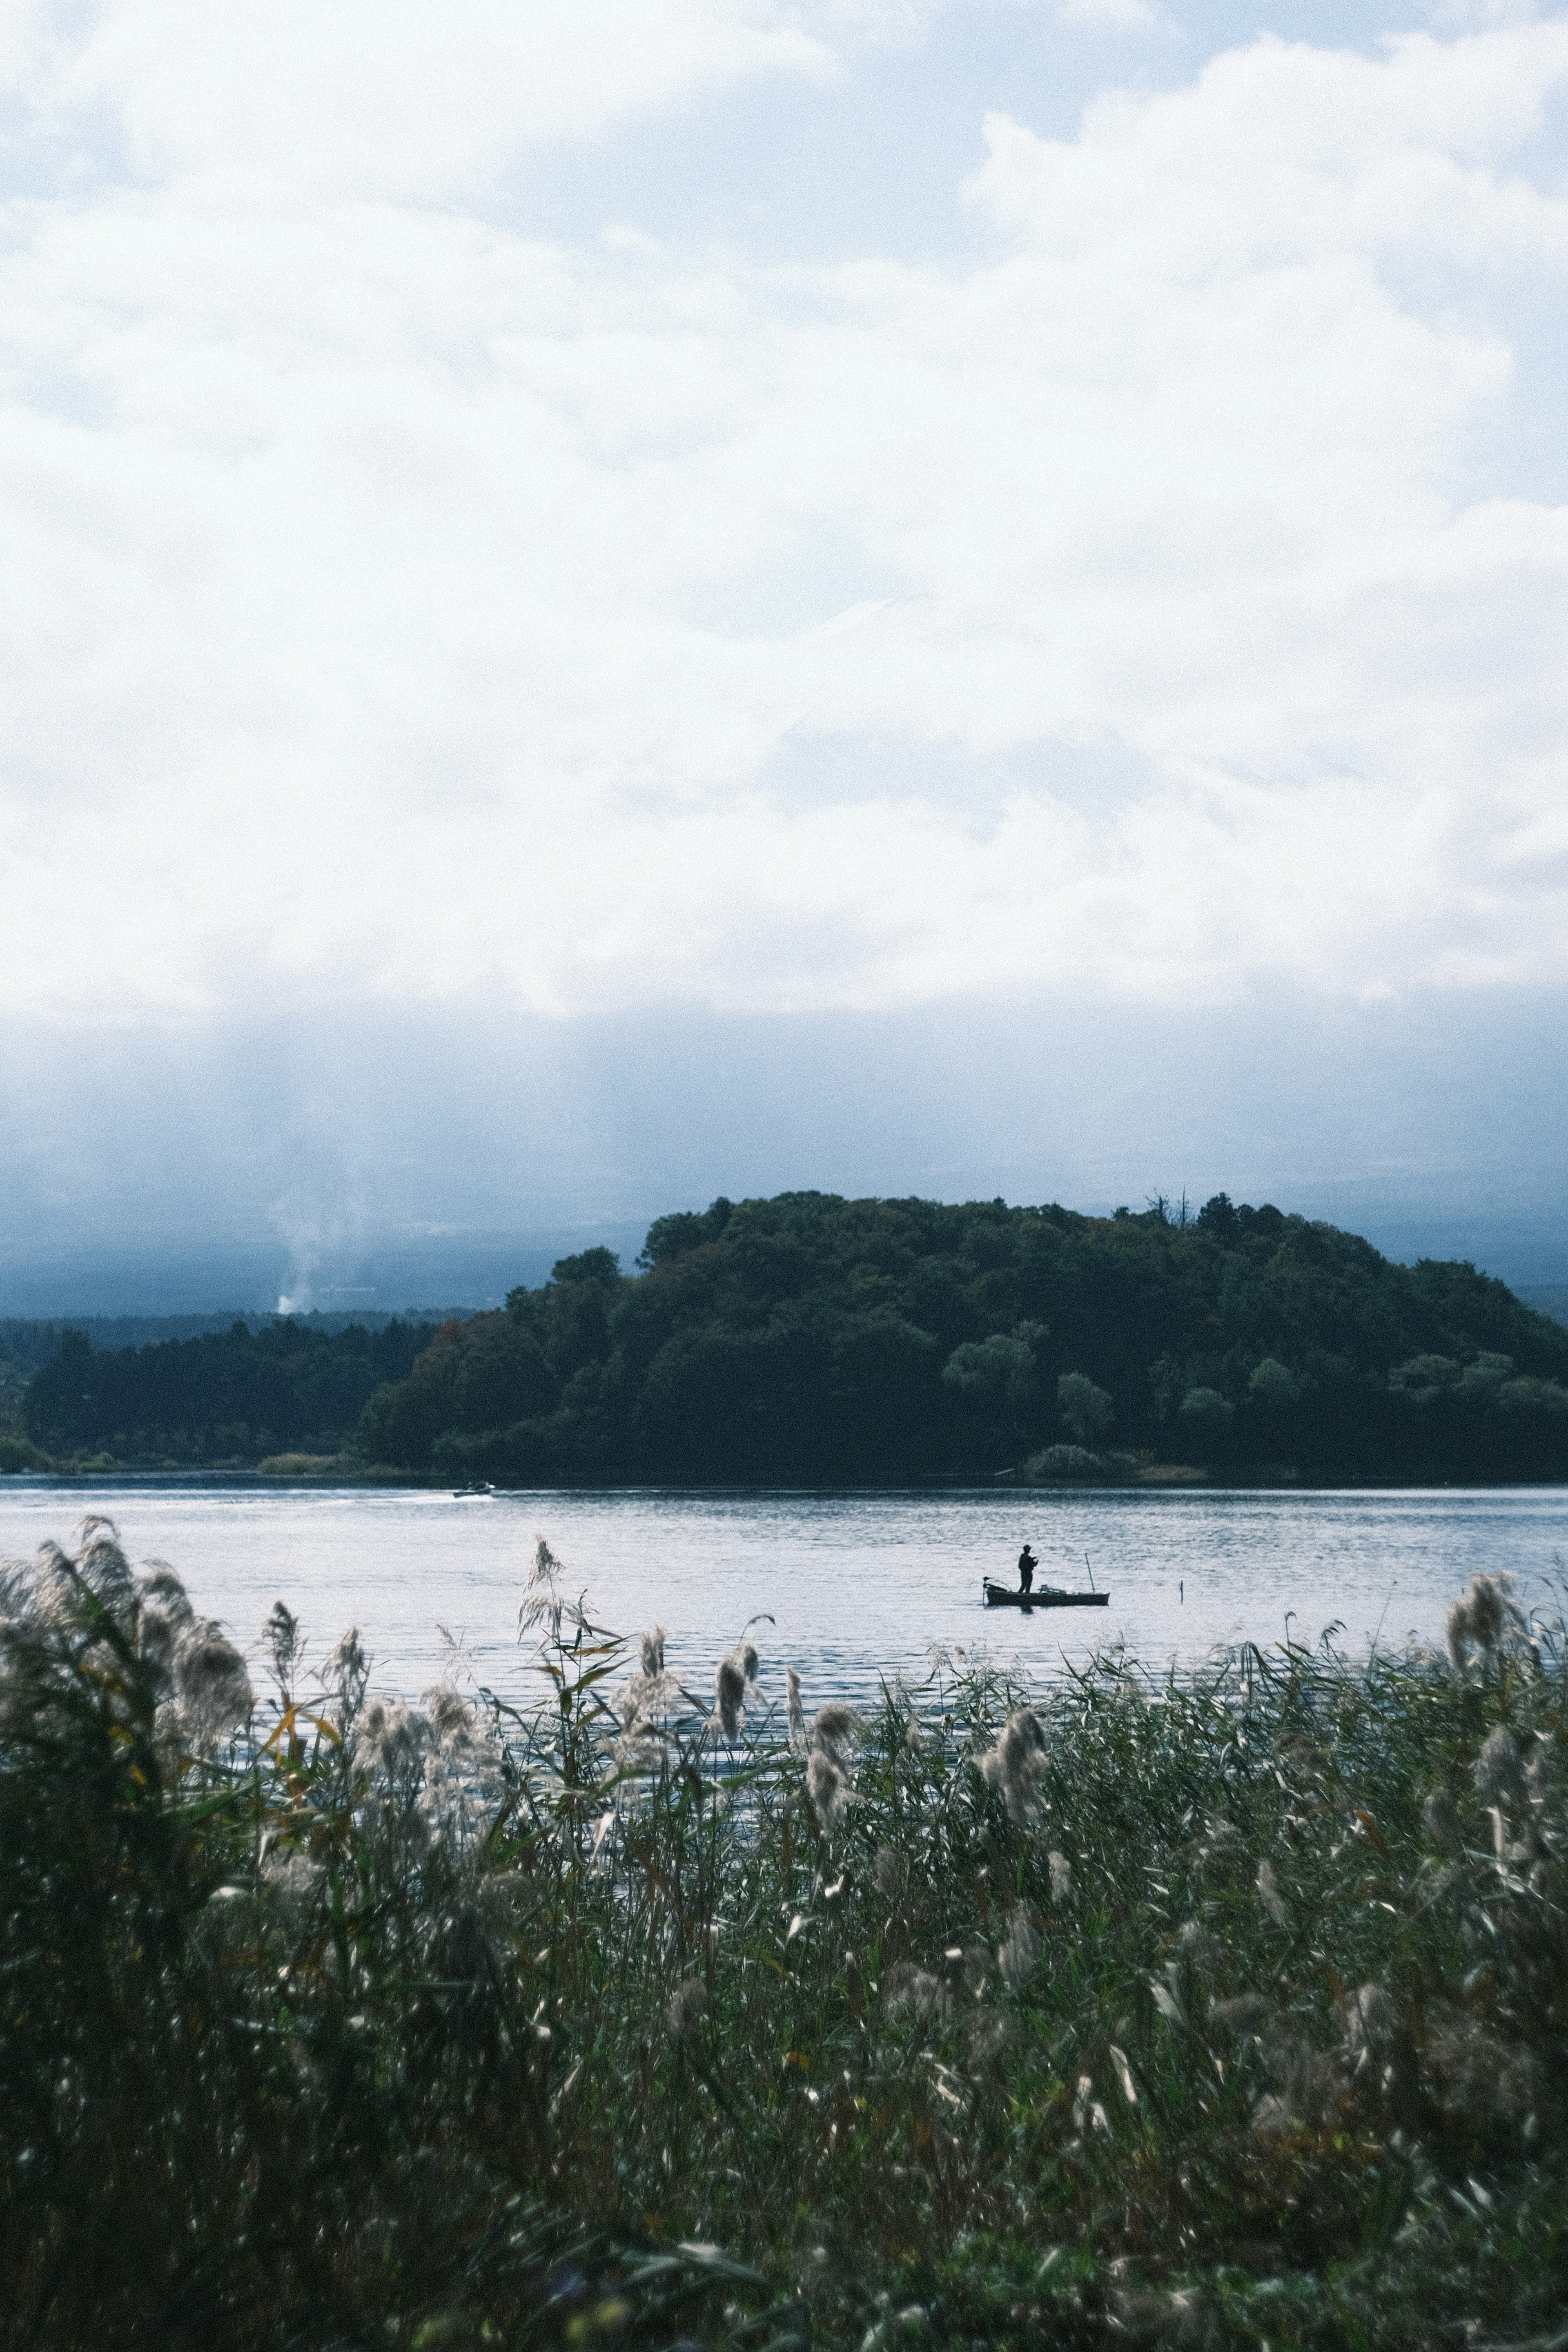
[2,0,1565,1307]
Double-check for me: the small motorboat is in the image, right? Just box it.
[983,1579,1108,1610]
[452,1481,496,1498]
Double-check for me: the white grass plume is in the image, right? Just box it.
[1446,1572,1524,1672]
[998,1907,1040,1991]
[171,1618,253,1747]
[979,1707,1048,1829]
[807,1748,845,1830]
[714,1652,747,1739]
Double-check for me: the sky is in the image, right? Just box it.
[1,0,1565,1310]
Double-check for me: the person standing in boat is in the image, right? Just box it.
[1017,1542,1038,1596]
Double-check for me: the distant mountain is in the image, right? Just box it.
[0,1228,649,1321]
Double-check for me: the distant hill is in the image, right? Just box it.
[347,1192,1568,1487]
[14,1194,1568,1481]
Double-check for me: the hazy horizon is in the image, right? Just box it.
[3,984,1564,1314]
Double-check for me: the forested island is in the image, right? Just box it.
[12,1191,1568,1482]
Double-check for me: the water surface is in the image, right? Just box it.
[4,1480,1565,1712]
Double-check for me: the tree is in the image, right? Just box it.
[1056,1372,1114,1446]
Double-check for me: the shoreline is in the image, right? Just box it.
[5,1464,1568,1494]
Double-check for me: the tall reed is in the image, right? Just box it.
[3,1525,1566,2349]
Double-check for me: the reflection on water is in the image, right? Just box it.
[3,1479,1566,1710]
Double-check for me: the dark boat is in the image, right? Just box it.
[983,1579,1108,1610]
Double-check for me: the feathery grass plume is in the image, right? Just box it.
[666,1976,708,2038]
[137,1562,188,1610]
[1526,1731,1561,1812]
[1112,2285,1214,2348]
[786,1664,805,1749]
[1339,1982,1394,2075]
[621,1627,678,1728]
[998,1906,1040,1991]
[428,1679,479,1745]
[1212,1993,1274,2039]
[884,1963,948,2021]
[519,1533,581,1643]
[738,1640,759,1682]
[424,1679,503,1827]
[979,1706,1048,1828]
[1249,2020,1350,2137]
[356,1695,430,1788]
[714,1652,747,1739]
[1423,1787,1462,1853]
[1474,1723,1528,1807]
[589,1809,618,1872]
[612,1720,668,1776]
[1425,2009,1541,2126]
[811,1699,862,1756]
[27,1538,80,1626]
[322,1624,369,1728]
[807,1747,845,1830]
[1446,1570,1524,1670]
[1255,1857,1288,1926]
[804,1698,861,1826]
[941,1943,967,1995]
[873,1845,909,1905]
[261,1846,325,1911]
[1073,2073,1111,2138]
[620,1667,678,1729]
[1173,1920,1220,1978]
[1047,1849,1072,1903]
[73,1517,135,1621]
[265,1598,302,1706]
[135,1563,194,1689]
[170,1618,252,1747]
[1189,1813,1238,1873]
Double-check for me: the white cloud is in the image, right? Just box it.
[2,13,1568,1025]
[0,0,973,198]
[1054,0,1159,30]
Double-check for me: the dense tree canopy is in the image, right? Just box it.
[22,1318,439,1462]
[354,1192,1568,1483]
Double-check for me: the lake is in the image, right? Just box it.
[4,1478,1566,1715]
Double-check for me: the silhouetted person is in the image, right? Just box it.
[1018,1543,1038,1596]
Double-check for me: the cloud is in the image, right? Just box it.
[1,1,840,197]
[0,1,976,197]
[2,13,1567,1027]
[1053,0,1159,29]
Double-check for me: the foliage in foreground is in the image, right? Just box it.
[3,1525,1567,2349]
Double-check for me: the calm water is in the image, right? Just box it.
[4,1479,1566,1713]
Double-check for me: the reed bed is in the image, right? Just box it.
[2,1523,1566,2350]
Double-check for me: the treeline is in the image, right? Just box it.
[20,1318,442,1464]
[357,1190,1568,1484]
